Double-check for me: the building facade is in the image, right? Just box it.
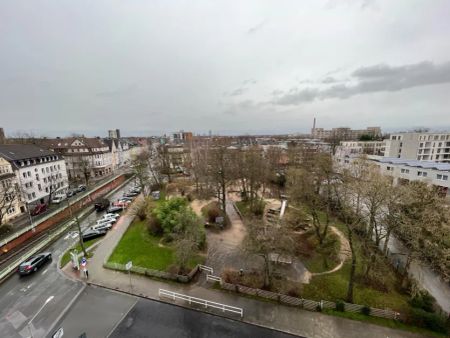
[0,145,69,207]
[0,156,24,223]
[384,132,450,162]
[335,141,385,160]
[312,126,381,140]
[39,137,113,183]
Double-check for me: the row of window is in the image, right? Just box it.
[17,156,59,167]
[419,134,450,141]
[0,165,11,174]
[397,167,448,180]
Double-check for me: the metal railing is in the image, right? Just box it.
[198,264,214,275]
[159,289,243,317]
[206,275,222,283]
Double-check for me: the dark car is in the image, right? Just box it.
[77,185,87,192]
[31,203,47,216]
[94,198,110,212]
[107,206,123,213]
[121,196,134,202]
[66,189,78,198]
[18,252,52,276]
[124,192,139,197]
[82,229,107,241]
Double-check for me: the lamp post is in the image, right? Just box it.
[27,295,54,338]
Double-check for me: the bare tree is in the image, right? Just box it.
[0,178,19,226]
[243,219,295,288]
[208,145,233,213]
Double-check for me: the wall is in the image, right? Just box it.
[0,174,126,254]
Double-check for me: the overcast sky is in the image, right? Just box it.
[1,0,450,137]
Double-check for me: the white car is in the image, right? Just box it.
[91,223,112,232]
[96,218,114,226]
[101,213,120,220]
[51,195,67,204]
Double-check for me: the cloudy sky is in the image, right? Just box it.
[1,0,450,136]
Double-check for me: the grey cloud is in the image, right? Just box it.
[228,87,247,96]
[321,76,338,84]
[247,19,267,34]
[96,84,138,97]
[274,61,450,105]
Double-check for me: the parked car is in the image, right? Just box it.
[96,218,115,226]
[18,252,52,276]
[66,189,78,198]
[91,223,112,232]
[51,195,67,204]
[82,229,107,241]
[101,213,120,220]
[113,201,130,208]
[94,198,110,212]
[31,203,47,216]
[124,192,139,197]
[77,185,87,192]
[121,196,134,202]
[107,206,123,213]
[130,187,141,193]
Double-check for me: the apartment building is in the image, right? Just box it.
[0,145,69,206]
[335,154,450,198]
[384,132,450,162]
[39,137,113,183]
[311,126,381,140]
[0,156,24,223]
[335,141,385,159]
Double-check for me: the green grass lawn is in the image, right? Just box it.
[60,237,102,267]
[108,220,204,271]
[301,231,340,273]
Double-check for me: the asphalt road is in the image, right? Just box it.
[111,297,301,338]
[47,286,137,338]
[0,179,136,338]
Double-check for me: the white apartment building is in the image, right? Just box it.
[384,132,450,162]
[335,141,385,159]
[335,154,450,198]
[0,145,69,207]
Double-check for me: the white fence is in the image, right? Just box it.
[206,275,222,283]
[198,265,213,275]
[159,289,243,317]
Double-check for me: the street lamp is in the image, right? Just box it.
[27,295,54,338]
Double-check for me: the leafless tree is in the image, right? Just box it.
[0,178,19,226]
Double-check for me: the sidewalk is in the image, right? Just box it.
[63,203,428,338]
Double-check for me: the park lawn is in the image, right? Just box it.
[301,231,340,273]
[60,236,102,267]
[108,220,203,271]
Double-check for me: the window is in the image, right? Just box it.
[7,207,15,215]
[437,174,448,181]
[58,164,61,170]
[418,171,428,177]
[437,174,442,180]
[32,192,36,198]
[27,193,32,200]
[36,174,39,181]
[44,178,47,183]
[23,172,27,178]
[38,184,42,191]
[46,167,49,173]
[45,187,49,193]
[42,168,45,174]
[401,168,410,174]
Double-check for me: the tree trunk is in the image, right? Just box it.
[346,227,356,303]
[263,255,271,288]
[383,228,391,256]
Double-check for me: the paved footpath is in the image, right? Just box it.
[63,201,429,338]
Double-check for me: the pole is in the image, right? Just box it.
[129,270,132,291]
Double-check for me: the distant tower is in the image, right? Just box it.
[0,128,5,144]
[311,117,316,137]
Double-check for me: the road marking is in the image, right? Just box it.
[41,268,48,275]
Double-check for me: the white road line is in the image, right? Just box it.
[41,269,48,275]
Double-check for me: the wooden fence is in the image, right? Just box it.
[104,261,200,283]
[217,279,399,320]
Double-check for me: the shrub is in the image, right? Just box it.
[147,216,163,236]
[360,305,371,316]
[335,300,345,312]
[250,199,265,216]
[207,205,221,223]
[407,308,449,334]
[410,290,435,313]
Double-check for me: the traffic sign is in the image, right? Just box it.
[126,261,132,270]
[80,257,87,267]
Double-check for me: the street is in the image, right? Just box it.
[110,296,300,338]
[0,179,136,338]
